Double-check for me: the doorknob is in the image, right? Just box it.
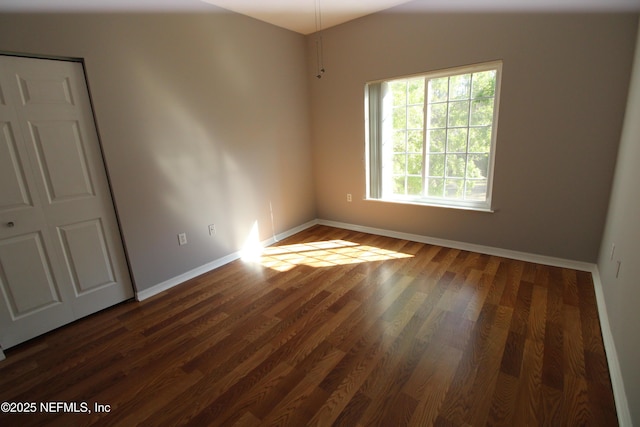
[6,222,14,228]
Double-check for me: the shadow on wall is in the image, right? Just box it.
[128,29,264,250]
[91,12,313,290]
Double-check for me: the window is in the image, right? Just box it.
[366,61,502,211]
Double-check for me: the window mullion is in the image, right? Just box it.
[463,79,473,199]
[422,77,428,198]
[443,77,450,198]
[405,83,409,195]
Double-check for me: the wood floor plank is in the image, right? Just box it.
[0,225,618,426]
[487,372,519,426]
[407,344,463,426]
[188,361,295,426]
[563,304,587,378]
[498,260,524,308]
[309,327,388,426]
[357,318,429,424]
[230,411,262,427]
[510,280,533,336]
[563,268,580,307]
[465,308,514,425]
[526,283,548,343]
[253,341,345,425]
[331,390,370,426]
[511,337,544,426]
[562,374,594,426]
[540,383,564,425]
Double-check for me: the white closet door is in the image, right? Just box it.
[0,55,133,349]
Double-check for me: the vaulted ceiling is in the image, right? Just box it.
[1,0,638,34]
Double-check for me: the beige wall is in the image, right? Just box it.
[308,11,637,261]
[0,10,637,288]
[0,12,315,291]
[598,25,640,426]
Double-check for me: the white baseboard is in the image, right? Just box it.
[135,252,240,301]
[135,219,319,301]
[318,219,594,271]
[589,267,632,427]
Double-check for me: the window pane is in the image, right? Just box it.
[428,129,446,153]
[428,103,447,128]
[393,107,406,129]
[393,154,406,174]
[445,179,463,198]
[448,101,469,127]
[427,178,444,197]
[368,61,500,209]
[446,154,466,178]
[465,180,487,200]
[447,129,468,153]
[471,70,496,98]
[408,78,425,104]
[428,77,448,103]
[428,154,445,177]
[393,130,406,152]
[407,105,424,129]
[470,98,494,126]
[393,176,406,194]
[449,74,471,100]
[407,130,423,152]
[469,127,491,153]
[390,81,407,106]
[407,176,422,195]
[468,153,489,179]
[407,154,423,174]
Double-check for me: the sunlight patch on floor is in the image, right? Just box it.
[256,239,414,272]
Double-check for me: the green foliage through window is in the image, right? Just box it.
[369,61,501,209]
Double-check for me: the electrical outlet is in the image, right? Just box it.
[208,224,216,236]
[178,233,187,246]
[347,193,352,202]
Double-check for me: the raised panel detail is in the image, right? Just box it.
[0,122,33,212]
[17,76,74,106]
[0,233,61,319]
[58,219,116,295]
[29,121,95,202]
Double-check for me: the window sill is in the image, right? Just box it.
[365,197,495,213]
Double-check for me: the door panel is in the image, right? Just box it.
[29,120,95,202]
[57,219,116,295]
[0,55,133,349]
[0,121,33,211]
[0,230,74,347]
[0,232,61,317]
[17,75,74,106]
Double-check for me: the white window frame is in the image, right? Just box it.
[365,61,502,211]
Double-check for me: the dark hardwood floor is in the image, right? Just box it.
[0,225,617,426]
